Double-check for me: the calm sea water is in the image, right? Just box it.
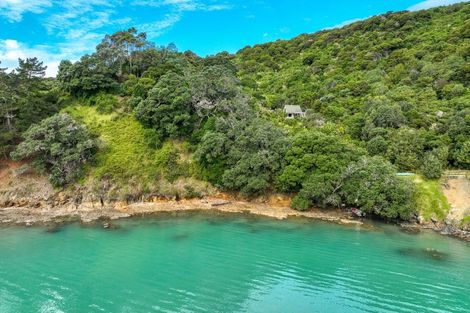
[0,213,469,313]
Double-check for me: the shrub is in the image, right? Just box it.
[420,152,443,179]
[11,113,97,186]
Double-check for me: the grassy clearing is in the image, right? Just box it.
[62,105,207,199]
[63,105,160,184]
[413,176,450,221]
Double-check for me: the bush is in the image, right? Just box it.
[87,93,118,113]
[420,152,443,179]
[11,113,97,186]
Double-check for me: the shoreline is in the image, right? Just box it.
[1,197,469,241]
[0,197,361,226]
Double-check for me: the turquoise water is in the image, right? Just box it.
[1,213,469,313]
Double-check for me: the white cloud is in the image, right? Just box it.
[0,38,97,77]
[132,0,232,37]
[0,0,52,22]
[132,0,230,10]
[138,13,182,37]
[4,39,20,49]
[408,0,469,11]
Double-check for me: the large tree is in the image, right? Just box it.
[195,97,288,196]
[134,71,194,140]
[16,57,47,79]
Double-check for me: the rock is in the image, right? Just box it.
[417,215,424,224]
[211,200,231,207]
[103,222,110,229]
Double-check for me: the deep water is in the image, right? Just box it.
[1,213,469,313]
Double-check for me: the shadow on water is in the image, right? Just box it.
[45,225,63,234]
[398,227,421,235]
[171,232,191,242]
[397,247,451,262]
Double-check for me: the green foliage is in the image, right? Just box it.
[57,57,119,97]
[86,92,119,113]
[341,157,416,219]
[367,100,406,129]
[0,59,58,157]
[64,105,159,183]
[421,152,444,179]
[462,215,470,226]
[291,155,416,219]
[386,128,424,171]
[195,99,288,196]
[6,4,465,221]
[135,71,194,140]
[277,129,364,193]
[453,140,470,169]
[155,141,186,182]
[11,113,97,186]
[64,105,191,186]
[236,2,470,172]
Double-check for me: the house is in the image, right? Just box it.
[283,105,305,119]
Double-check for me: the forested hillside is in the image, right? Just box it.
[236,3,470,171]
[1,3,469,222]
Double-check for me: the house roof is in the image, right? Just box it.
[284,105,303,114]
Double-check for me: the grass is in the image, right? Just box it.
[62,103,211,199]
[413,176,450,221]
[63,105,160,183]
[462,215,470,226]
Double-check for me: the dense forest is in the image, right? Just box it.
[1,3,469,221]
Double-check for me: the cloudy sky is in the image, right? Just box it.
[0,0,467,76]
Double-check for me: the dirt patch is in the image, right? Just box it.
[442,175,470,221]
[0,159,23,183]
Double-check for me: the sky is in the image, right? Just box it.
[0,0,468,76]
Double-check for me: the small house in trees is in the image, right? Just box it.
[283,105,305,119]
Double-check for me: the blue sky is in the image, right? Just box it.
[0,0,467,76]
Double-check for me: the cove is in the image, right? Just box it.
[0,213,469,313]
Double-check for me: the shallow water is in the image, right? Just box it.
[1,213,469,312]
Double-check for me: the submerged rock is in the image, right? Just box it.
[397,247,450,261]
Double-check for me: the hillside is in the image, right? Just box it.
[1,3,469,225]
[236,3,470,171]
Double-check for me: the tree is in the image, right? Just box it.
[57,56,119,96]
[188,65,240,119]
[195,97,288,196]
[453,140,470,169]
[16,57,47,79]
[134,71,194,140]
[421,152,444,179]
[386,128,424,171]
[291,155,416,220]
[277,129,364,193]
[96,28,152,78]
[1,58,57,157]
[11,113,97,186]
[341,156,416,219]
[364,97,406,129]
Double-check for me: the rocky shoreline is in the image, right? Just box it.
[0,197,362,227]
[1,160,468,240]
[1,197,469,241]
